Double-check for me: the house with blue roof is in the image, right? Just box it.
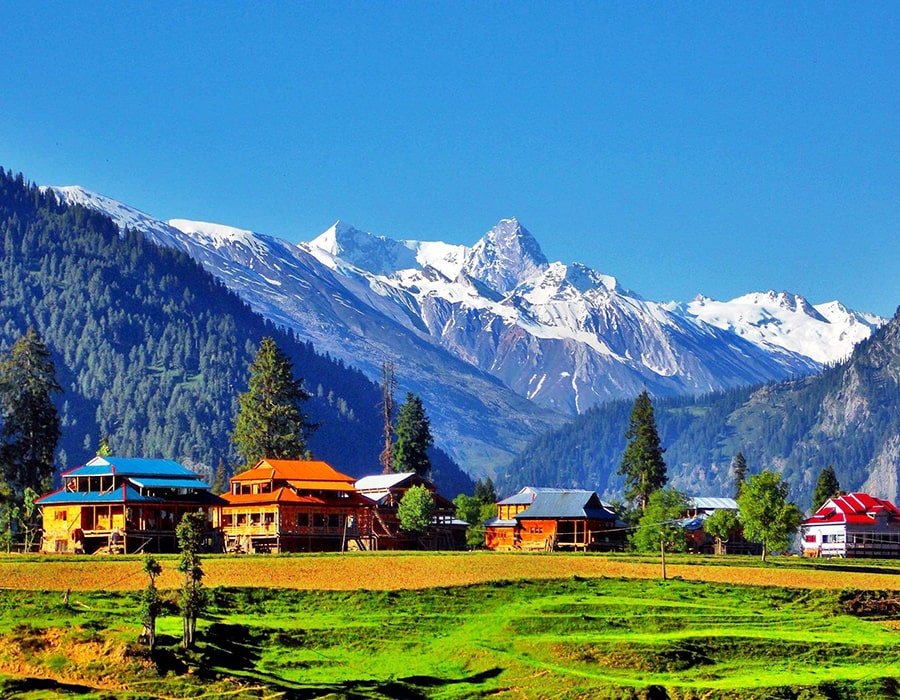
[485,486,624,552]
[36,456,224,554]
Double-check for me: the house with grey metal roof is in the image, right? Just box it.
[486,486,624,552]
[37,456,223,554]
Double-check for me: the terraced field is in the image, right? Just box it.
[0,577,898,698]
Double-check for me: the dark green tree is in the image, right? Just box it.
[231,337,315,472]
[738,471,803,562]
[474,477,497,505]
[0,328,62,501]
[631,487,688,555]
[393,393,433,476]
[703,508,740,555]
[176,511,206,648]
[397,484,435,536]
[618,390,667,511]
[731,451,748,498]
[210,458,228,495]
[812,465,840,511]
[453,493,497,548]
[140,555,163,651]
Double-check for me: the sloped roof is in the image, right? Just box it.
[37,484,161,505]
[689,497,739,511]
[64,457,198,479]
[222,487,369,507]
[128,477,209,490]
[231,459,355,484]
[355,473,416,492]
[515,490,616,521]
[803,492,900,526]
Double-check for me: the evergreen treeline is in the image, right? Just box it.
[500,309,900,508]
[0,168,472,496]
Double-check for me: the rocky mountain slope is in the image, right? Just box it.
[501,308,900,506]
[50,185,885,476]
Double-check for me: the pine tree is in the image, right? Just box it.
[812,465,840,511]
[231,337,315,472]
[0,328,62,501]
[731,451,748,498]
[97,436,112,457]
[617,390,667,511]
[393,393,433,476]
[379,362,396,474]
[474,477,497,504]
[211,458,228,495]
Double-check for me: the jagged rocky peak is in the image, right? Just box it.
[308,220,418,276]
[463,217,549,294]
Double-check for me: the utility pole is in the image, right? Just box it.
[379,362,396,474]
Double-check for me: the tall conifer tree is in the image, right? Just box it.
[731,451,748,498]
[393,393,433,476]
[0,328,61,501]
[618,390,667,511]
[231,337,315,472]
[812,465,840,511]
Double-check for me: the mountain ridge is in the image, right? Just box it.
[49,184,886,476]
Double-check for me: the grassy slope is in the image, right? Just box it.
[0,577,898,699]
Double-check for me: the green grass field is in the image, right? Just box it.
[0,573,898,699]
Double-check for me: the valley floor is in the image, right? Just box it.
[0,554,898,698]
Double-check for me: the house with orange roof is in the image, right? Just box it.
[220,459,371,553]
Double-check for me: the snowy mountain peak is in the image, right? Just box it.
[307,221,419,276]
[463,218,549,293]
[168,219,263,251]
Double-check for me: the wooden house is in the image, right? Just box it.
[354,472,466,550]
[801,492,900,558]
[680,497,761,555]
[485,487,623,551]
[221,459,371,553]
[36,456,222,554]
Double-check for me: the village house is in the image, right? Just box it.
[36,456,222,554]
[485,487,623,551]
[354,472,466,550]
[221,459,371,553]
[801,492,900,558]
[680,497,761,555]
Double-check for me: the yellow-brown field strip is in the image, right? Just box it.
[1,553,898,592]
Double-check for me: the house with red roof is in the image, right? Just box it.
[800,492,900,558]
[221,459,370,553]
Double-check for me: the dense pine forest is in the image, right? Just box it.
[501,309,900,508]
[0,169,472,495]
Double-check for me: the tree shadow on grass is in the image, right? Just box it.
[0,677,97,696]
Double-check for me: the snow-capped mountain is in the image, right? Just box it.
[49,185,886,473]
[685,291,884,365]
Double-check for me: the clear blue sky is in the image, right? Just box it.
[1,3,897,315]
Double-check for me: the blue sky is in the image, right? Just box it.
[1,3,897,315]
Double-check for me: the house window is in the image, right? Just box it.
[328,514,340,528]
[237,514,247,525]
[313,514,325,528]
[250,513,260,525]
[264,512,275,525]
[297,513,309,527]
[54,510,67,521]
[222,514,233,526]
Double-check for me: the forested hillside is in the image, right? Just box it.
[500,309,900,507]
[0,169,472,495]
